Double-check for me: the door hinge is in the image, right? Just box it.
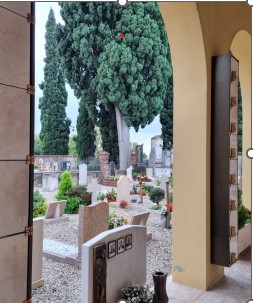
[23,298,32,303]
[25,226,33,236]
[27,84,35,95]
[26,155,34,165]
[27,13,35,24]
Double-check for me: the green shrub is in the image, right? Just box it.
[97,192,106,201]
[238,204,251,229]
[33,190,47,218]
[55,170,73,199]
[143,184,154,194]
[132,172,139,180]
[149,187,165,205]
[238,188,242,206]
[67,185,91,205]
[64,196,86,214]
[149,204,162,210]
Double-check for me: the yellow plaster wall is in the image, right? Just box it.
[231,30,251,210]
[159,1,251,290]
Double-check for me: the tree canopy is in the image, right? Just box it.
[39,8,71,155]
[57,3,172,168]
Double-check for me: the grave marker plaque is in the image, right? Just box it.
[93,243,107,303]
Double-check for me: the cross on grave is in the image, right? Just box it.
[87,178,101,204]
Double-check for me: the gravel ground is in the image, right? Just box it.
[32,189,172,303]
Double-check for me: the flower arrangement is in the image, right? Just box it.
[105,188,117,200]
[119,199,129,208]
[120,284,154,303]
[109,212,130,229]
[160,203,173,218]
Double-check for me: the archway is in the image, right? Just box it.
[159,1,251,290]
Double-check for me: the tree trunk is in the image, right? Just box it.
[115,105,130,170]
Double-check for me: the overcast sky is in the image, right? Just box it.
[35,2,162,155]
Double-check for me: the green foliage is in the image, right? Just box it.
[168,176,173,188]
[67,185,91,205]
[34,134,42,155]
[161,75,173,149]
[149,203,162,210]
[68,135,78,156]
[57,2,172,161]
[97,192,106,201]
[33,190,47,218]
[55,170,73,199]
[149,187,165,205]
[238,188,242,206]
[98,103,119,164]
[238,204,251,229]
[87,158,100,171]
[64,196,85,214]
[39,8,71,155]
[132,172,139,180]
[143,184,154,194]
[238,82,242,152]
[76,99,96,160]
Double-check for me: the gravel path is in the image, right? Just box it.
[32,189,172,303]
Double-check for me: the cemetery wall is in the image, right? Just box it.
[82,225,147,303]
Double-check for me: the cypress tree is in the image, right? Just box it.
[76,98,96,160]
[39,8,71,155]
[57,2,172,169]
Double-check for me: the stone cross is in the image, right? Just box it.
[87,178,101,204]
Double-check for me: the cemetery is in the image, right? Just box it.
[31,145,175,301]
[0,2,251,303]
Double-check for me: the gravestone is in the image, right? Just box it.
[87,178,101,204]
[42,172,59,192]
[146,168,153,179]
[117,175,130,203]
[159,175,168,193]
[108,161,116,177]
[44,200,69,224]
[81,225,147,303]
[126,165,133,181]
[135,144,143,164]
[78,202,109,257]
[79,163,88,185]
[130,211,152,241]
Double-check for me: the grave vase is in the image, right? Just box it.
[152,271,169,303]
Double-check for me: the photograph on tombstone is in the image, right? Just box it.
[125,234,132,250]
[108,241,116,258]
[117,237,125,254]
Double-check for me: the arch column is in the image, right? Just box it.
[159,2,224,290]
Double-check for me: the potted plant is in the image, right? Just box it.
[97,192,106,202]
[105,188,117,202]
[149,187,165,205]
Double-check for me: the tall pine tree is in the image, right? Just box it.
[39,8,71,155]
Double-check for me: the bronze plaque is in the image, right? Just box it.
[230,122,237,133]
[230,96,236,107]
[93,243,107,303]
